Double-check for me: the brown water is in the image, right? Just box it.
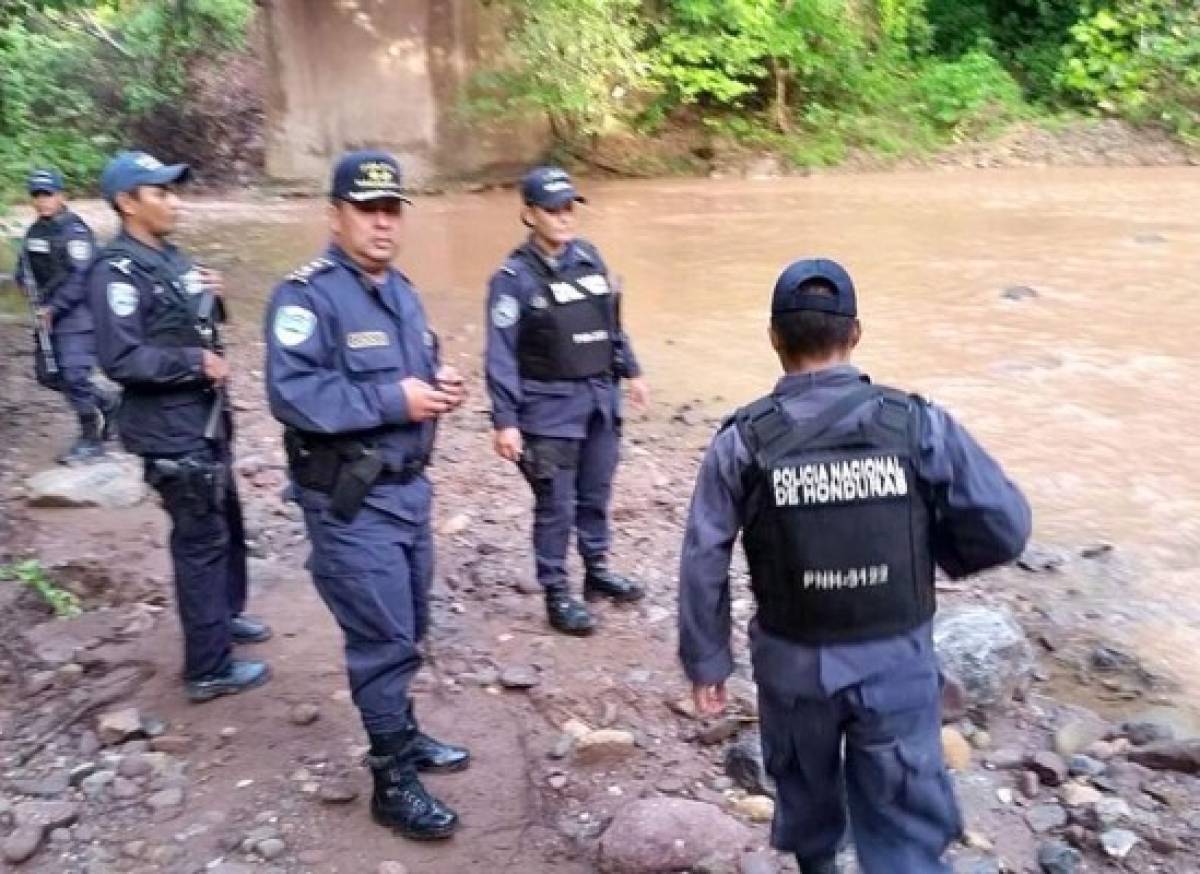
[87,167,1200,697]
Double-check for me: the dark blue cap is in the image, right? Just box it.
[28,168,64,195]
[520,166,586,209]
[772,258,857,317]
[100,151,190,203]
[331,150,411,204]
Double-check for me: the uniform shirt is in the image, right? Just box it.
[264,245,441,524]
[89,231,215,455]
[485,238,641,439]
[17,209,95,335]
[678,365,1032,697]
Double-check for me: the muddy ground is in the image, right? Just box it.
[0,295,1198,873]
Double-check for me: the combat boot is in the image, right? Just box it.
[99,392,121,442]
[545,585,596,636]
[58,414,105,465]
[407,703,470,773]
[795,856,839,874]
[368,729,459,840]
[186,659,270,703]
[230,614,273,644]
[583,560,645,603]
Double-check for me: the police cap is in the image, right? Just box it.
[771,258,857,318]
[521,166,586,209]
[27,168,64,195]
[100,151,190,204]
[331,150,411,204]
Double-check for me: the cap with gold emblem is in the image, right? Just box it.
[331,150,412,204]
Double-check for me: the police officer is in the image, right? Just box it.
[485,166,649,636]
[16,168,119,463]
[678,259,1032,874]
[265,150,469,841]
[88,151,270,703]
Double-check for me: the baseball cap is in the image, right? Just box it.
[520,166,586,209]
[771,258,857,317]
[100,151,190,203]
[331,150,411,204]
[27,169,64,195]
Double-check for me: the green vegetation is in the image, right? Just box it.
[1,559,82,618]
[0,0,254,198]
[472,0,1200,166]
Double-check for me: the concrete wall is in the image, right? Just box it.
[261,0,546,186]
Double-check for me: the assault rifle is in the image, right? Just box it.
[195,284,224,443]
[8,236,60,382]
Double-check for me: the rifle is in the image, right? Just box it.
[195,285,224,443]
[8,236,60,381]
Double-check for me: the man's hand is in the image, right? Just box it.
[493,427,523,463]
[198,267,224,298]
[627,377,650,411]
[37,307,52,331]
[202,349,229,385]
[401,377,454,422]
[692,683,728,717]
[435,365,467,410]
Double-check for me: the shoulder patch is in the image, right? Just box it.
[67,238,92,263]
[286,257,336,285]
[491,293,520,329]
[273,305,317,347]
[107,282,139,318]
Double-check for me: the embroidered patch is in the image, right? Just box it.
[346,331,389,350]
[67,239,92,262]
[491,294,519,328]
[576,274,610,295]
[26,239,50,254]
[273,305,317,347]
[107,282,138,317]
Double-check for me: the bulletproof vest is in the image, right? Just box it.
[513,248,616,380]
[24,213,73,297]
[736,384,935,645]
[102,237,215,353]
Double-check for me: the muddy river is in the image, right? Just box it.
[14,166,1200,698]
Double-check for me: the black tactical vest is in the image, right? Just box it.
[514,249,616,381]
[736,385,935,644]
[24,212,74,297]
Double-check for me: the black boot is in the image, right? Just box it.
[98,391,121,442]
[583,560,645,603]
[368,730,459,840]
[795,855,839,874]
[58,413,105,465]
[545,586,596,636]
[186,659,270,703]
[230,614,273,644]
[407,704,470,773]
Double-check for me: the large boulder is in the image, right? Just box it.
[27,461,146,509]
[598,798,751,873]
[934,606,1033,717]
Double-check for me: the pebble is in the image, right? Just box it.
[941,727,972,771]
[111,776,142,799]
[151,734,194,754]
[1036,840,1081,874]
[1020,771,1040,798]
[575,729,636,764]
[318,782,359,804]
[257,838,287,860]
[499,666,539,689]
[1095,796,1132,826]
[81,770,116,798]
[288,703,321,726]
[146,786,184,811]
[1067,754,1105,778]
[97,707,143,745]
[218,726,239,743]
[1100,828,1138,859]
[697,716,742,746]
[1060,782,1102,807]
[118,754,154,778]
[78,730,101,756]
[2,826,45,864]
[548,774,568,790]
[733,795,775,822]
[1025,802,1068,833]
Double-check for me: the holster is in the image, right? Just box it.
[147,455,225,514]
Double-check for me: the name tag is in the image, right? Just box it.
[346,331,390,349]
[27,239,50,254]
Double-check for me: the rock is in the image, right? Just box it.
[1122,721,1175,746]
[318,782,359,804]
[118,754,153,779]
[1084,740,1116,760]
[940,675,969,722]
[1028,752,1068,787]
[68,763,98,787]
[146,786,184,811]
[80,770,115,798]
[2,826,45,864]
[1094,797,1133,827]
[1060,783,1102,807]
[933,606,1033,715]
[111,776,142,799]
[985,748,1025,770]
[257,838,287,860]
[561,718,592,740]
[724,734,774,798]
[1127,740,1200,774]
[27,461,146,509]
[1100,828,1138,859]
[970,730,991,750]
[14,801,80,831]
[97,707,143,745]
[288,703,321,726]
[941,727,972,771]
[499,665,539,689]
[962,830,994,852]
[1017,542,1065,571]
[732,795,774,822]
[698,717,743,746]
[150,735,193,754]
[1054,717,1108,758]
[738,849,777,874]
[1037,840,1081,874]
[439,513,471,536]
[1025,803,1068,833]
[1124,706,1199,741]
[10,773,69,798]
[1002,285,1039,301]
[597,798,752,873]
[1020,771,1040,799]
[575,730,637,764]
[1067,755,1105,778]
[378,863,409,874]
[78,730,101,756]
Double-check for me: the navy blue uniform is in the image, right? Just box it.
[17,209,117,421]
[485,239,640,589]
[265,246,441,735]
[89,232,248,680]
[679,365,1031,873]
